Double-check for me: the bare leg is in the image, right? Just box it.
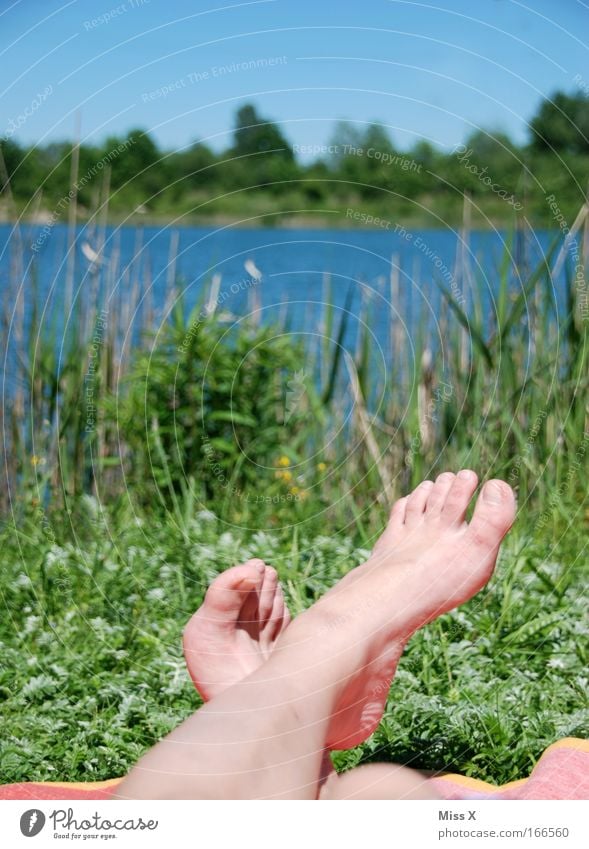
[320,764,440,800]
[118,474,515,799]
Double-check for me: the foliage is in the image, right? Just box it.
[114,305,308,508]
[530,91,589,154]
[2,91,588,226]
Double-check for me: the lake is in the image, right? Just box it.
[0,223,564,363]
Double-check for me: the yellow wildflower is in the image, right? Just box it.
[278,455,290,467]
[317,462,327,472]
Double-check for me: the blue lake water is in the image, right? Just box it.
[0,223,563,368]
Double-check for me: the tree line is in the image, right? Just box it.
[1,92,588,226]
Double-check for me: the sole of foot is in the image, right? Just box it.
[183,558,291,701]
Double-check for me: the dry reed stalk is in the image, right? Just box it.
[344,350,393,505]
[64,113,81,317]
[583,181,589,273]
[163,230,180,318]
[143,252,154,332]
[205,273,222,316]
[456,193,472,374]
[0,147,25,427]
[245,258,262,324]
[417,347,434,451]
[552,202,588,279]
[388,254,403,426]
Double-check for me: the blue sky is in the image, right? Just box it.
[1,0,588,157]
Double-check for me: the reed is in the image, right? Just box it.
[1,204,587,542]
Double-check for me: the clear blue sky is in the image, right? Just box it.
[1,0,588,157]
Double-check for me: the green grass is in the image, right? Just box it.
[1,201,588,789]
[0,498,587,786]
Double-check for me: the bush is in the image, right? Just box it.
[113,303,310,510]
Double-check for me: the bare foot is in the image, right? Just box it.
[183,559,291,701]
[302,471,516,749]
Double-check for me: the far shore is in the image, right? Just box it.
[0,207,561,232]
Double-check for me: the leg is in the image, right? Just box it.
[118,619,363,799]
[320,764,439,800]
[119,474,515,799]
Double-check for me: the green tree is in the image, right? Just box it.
[0,138,23,189]
[168,142,217,196]
[105,129,164,201]
[530,91,589,154]
[232,104,293,161]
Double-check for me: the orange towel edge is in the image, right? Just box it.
[4,739,588,794]
[433,774,527,793]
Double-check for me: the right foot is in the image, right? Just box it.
[291,471,516,749]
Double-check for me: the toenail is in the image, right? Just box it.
[482,481,504,503]
[255,562,265,573]
[458,469,475,480]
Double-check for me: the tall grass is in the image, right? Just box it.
[1,199,588,546]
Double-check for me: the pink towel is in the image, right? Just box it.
[430,738,589,800]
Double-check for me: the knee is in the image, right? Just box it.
[319,763,439,800]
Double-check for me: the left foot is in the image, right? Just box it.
[183,559,291,701]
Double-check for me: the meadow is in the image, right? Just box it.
[0,201,588,786]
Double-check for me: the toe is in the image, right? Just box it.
[441,469,478,524]
[404,480,434,526]
[200,561,265,621]
[264,584,289,642]
[468,480,516,550]
[388,495,408,530]
[257,565,279,625]
[424,472,455,516]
